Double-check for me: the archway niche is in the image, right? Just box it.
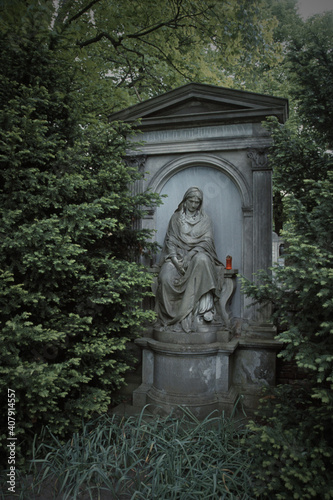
[151,158,245,319]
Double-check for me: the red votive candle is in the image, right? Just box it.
[226,255,232,270]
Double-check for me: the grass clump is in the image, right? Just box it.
[3,406,255,499]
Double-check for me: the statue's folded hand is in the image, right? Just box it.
[183,250,197,269]
[171,256,185,275]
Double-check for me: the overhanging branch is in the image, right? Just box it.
[77,0,213,49]
[66,0,102,26]
[79,31,122,49]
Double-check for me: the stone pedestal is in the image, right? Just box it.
[133,336,239,418]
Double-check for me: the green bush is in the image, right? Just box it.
[0,2,160,469]
[242,148,333,499]
[246,386,333,499]
[241,17,333,493]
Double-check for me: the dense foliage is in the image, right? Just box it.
[286,13,333,148]
[0,1,161,468]
[1,1,333,497]
[246,385,333,499]
[242,12,333,499]
[243,161,333,497]
[51,0,280,104]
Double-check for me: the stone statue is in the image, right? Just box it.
[155,187,224,333]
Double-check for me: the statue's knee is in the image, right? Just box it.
[193,252,209,264]
[159,261,177,284]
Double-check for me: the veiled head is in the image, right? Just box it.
[176,187,203,213]
[183,187,203,203]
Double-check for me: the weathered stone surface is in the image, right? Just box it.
[133,337,239,418]
[111,83,288,416]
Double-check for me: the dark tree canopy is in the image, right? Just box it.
[286,12,333,147]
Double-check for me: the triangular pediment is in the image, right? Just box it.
[110,83,288,127]
[145,96,247,118]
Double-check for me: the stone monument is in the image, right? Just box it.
[110,83,289,415]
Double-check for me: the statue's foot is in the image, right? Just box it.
[171,323,184,332]
[203,311,214,322]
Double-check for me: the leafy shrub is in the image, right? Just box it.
[246,386,333,499]
[0,3,160,470]
[241,110,333,499]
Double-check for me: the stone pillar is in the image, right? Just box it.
[124,154,156,267]
[242,207,254,321]
[124,154,147,195]
[247,148,274,329]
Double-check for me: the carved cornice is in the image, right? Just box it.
[247,148,270,171]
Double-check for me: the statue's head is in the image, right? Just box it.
[176,187,203,213]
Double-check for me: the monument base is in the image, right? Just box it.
[133,334,239,418]
[132,328,281,417]
[146,385,239,419]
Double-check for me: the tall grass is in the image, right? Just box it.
[2,405,256,499]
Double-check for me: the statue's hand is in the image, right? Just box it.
[183,250,196,270]
[171,256,185,275]
[178,265,185,276]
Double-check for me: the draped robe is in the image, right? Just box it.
[155,208,224,332]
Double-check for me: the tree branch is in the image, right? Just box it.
[139,38,191,80]
[77,1,212,49]
[79,31,122,49]
[125,6,209,40]
[66,0,102,26]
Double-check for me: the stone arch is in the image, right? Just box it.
[147,153,252,208]
[148,154,250,319]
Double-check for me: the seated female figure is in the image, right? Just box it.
[155,187,224,333]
